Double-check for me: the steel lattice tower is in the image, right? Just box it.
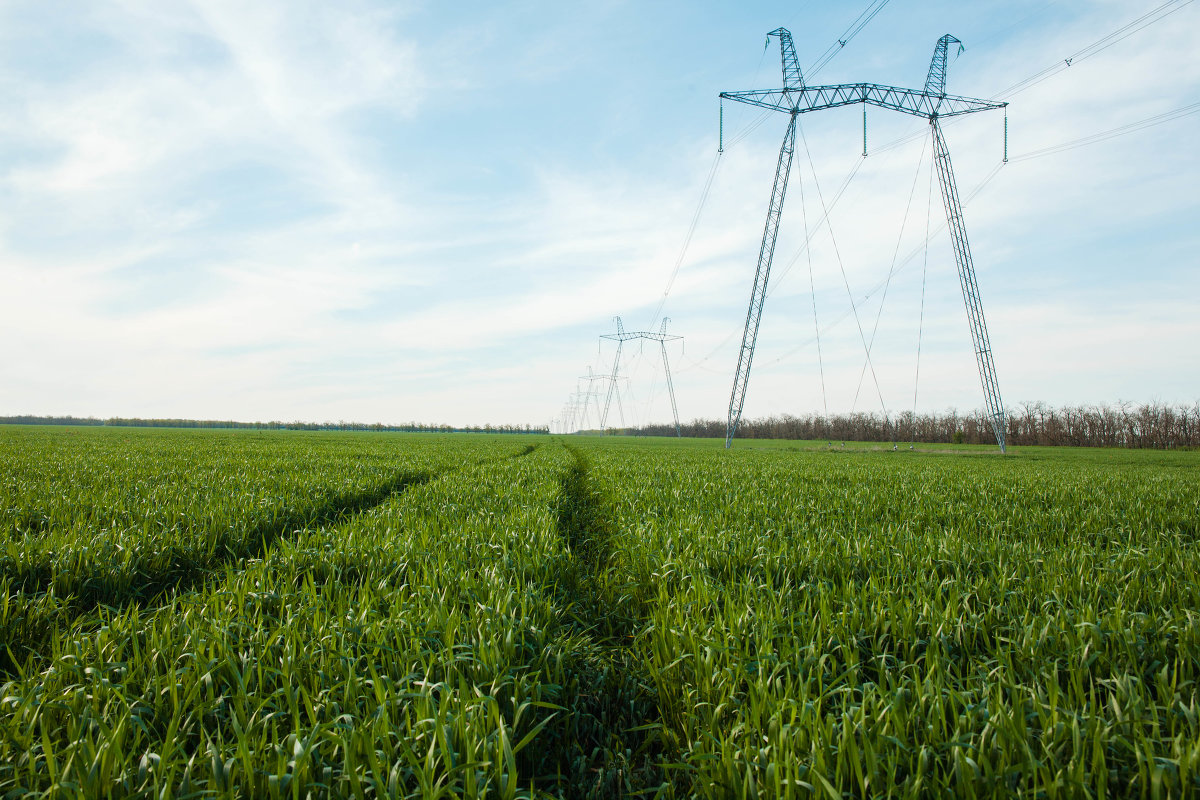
[574,372,603,433]
[580,366,617,429]
[600,317,684,436]
[563,388,582,433]
[722,30,1010,451]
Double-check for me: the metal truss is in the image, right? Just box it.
[575,374,603,433]
[720,83,1005,119]
[721,30,1010,451]
[726,114,797,447]
[580,366,618,429]
[931,118,1007,451]
[600,317,684,436]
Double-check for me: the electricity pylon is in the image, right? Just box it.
[600,317,683,437]
[580,366,619,428]
[721,29,1009,452]
[564,383,593,433]
[561,399,578,433]
[574,375,603,433]
[563,388,581,433]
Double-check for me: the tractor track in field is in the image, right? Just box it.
[1,470,436,677]
[546,444,684,798]
[13,443,544,609]
[509,442,540,459]
[7,471,436,605]
[3,443,544,677]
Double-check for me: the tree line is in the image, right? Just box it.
[7,401,1198,447]
[612,401,1200,449]
[0,416,549,435]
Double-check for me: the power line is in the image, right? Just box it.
[990,0,1195,100]
[642,2,899,354]
[912,146,936,435]
[645,151,723,329]
[851,134,930,411]
[693,87,1191,379]
[762,158,1008,369]
[1010,100,1200,161]
[767,155,869,298]
[721,0,894,153]
[723,108,775,150]
[735,0,1192,161]
[862,0,1195,159]
[655,5,1193,412]
[806,0,893,79]
[630,92,1194,416]
[796,135,827,415]
[796,121,891,427]
[759,86,1191,371]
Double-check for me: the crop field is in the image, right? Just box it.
[2,426,1199,798]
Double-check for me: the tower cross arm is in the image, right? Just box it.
[720,83,1005,119]
[600,331,682,343]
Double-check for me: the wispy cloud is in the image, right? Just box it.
[0,1,1196,425]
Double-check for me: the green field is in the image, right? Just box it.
[2,426,1198,798]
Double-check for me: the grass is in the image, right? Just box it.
[2,426,1198,797]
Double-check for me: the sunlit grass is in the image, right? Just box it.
[2,427,1197,797]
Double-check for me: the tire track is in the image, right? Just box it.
[2,471,439,676]
[546,444,685,798]
[8,471,434,605]
[10,442,543,611]
[5,442,544,676]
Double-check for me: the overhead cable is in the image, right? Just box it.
[806,0,892,79]
[1010,101,1200,161]
[796,121,891,424]
[851,134,930,411]
[645,151,723,328]
[723,0,893,151]
[991,0,1195,99]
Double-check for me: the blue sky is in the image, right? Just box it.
[1,0,1197,427]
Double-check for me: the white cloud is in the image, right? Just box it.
[0,1,1196,425]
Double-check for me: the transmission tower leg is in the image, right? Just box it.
[661,342,682,437]
[931,118,1007,452]
[725,114,799,448]
[600,342,623,429]
[586,391,598,431]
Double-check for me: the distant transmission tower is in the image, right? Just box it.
[721,29,1009,452]
[580,366,618,428]
[599,317,683,436]
[560,399,578,434]
[564,383,592,433]
[563,389,580,433]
